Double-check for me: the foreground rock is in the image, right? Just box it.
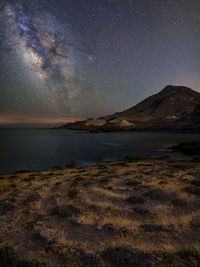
[71,217,82,225]
[191,215,200,227]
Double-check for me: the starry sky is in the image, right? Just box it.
[0,0,200,127]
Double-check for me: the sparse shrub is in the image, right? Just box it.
[124,171,132,175]
[8,175,17,180]
[126,195,144,204]
[159,180,167,185]
[68,188,79,198]
[183,186,200,195]
[84,181,93,186]
[102,246,150,267]
[0,245,40,266]
[23,176,35,182]
[65,162,76,168]
[100,178,109,183]
[10,183,16,188]
[73,177,84,183]
[177,248,200,262]
[0,199,14,213]
[171,198,187,207]
[54,204,79,218]
[25,192,41,202]
[126,180,141,186]
[55,181,62,186]
[143,189,164,199]
[0,245,15,266]
[139,224,167,232]
[191,180,200,186]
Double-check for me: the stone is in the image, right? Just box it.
[34,226,49,240]
[191,215,200,227]
[95,225,102,231]
[103,223,113,232]
[35,221,43,226]
[69,248,76,254]
[71,216,82,225]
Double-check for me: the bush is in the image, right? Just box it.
[102,246,150,267]
[68,188,79,198]
[0,199,14,213]
[25,192,41,202]
[139,224,167,232]
[126,195,144,204]
[126,180,141,186]
[191,180,200,186]
[143,189,164,199]
[183,186,200,195]
[171,198,187,207]
[0,245,41,266]
[54,204,79,218]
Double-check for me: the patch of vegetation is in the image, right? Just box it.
[171,198,187,207]
[14,170,30,173]
[126,180,141,186]
[10,183,16,188]
[171,164,192,170]
[191,156,200,162]
[55,181,62,186]
[84,181,93,186]
[140,224,167,232]
[159,180,167,185]
[65,162,76,168]
[124,170,132,175]
[191,180,200,186]
[100,178,110,183]
[73,177,84,183]
[143,189,164,199]
[162,248,200,265]
[54,204,79,218]
[126,195,144,204]
[102,246,150,267]
[8,175,18,180]
[0,245,40,267]
[177,248,200,262]
[68,188,79,198]
[0,199,14,213]
[25,192,41,202]
[23,176,35,182]
[183,185,200,195]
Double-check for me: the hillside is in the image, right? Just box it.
[60,85,200,132]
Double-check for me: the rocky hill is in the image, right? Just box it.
[60,85,200,132]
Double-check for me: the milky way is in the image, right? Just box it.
[0,0,200,126]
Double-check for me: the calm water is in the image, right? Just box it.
[1,129,200,174]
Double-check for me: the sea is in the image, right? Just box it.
[0,128,200,174]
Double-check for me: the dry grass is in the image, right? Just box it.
[0,158,200,266]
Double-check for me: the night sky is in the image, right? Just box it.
[0,0,200,127]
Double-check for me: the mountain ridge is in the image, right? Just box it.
[59,85,200,132]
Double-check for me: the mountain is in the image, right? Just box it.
[60,85,200,132]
